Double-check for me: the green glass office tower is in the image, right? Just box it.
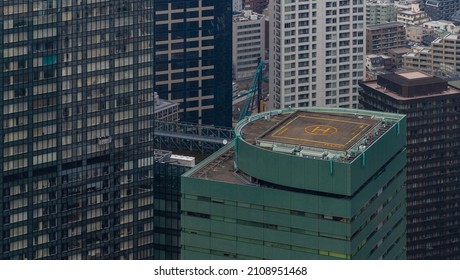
[153,0,233,127]
[1,0,155,259]
[181,107,407,259]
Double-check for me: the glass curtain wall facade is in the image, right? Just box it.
[153,162,190,260]
[1,0,156,259]
[153,0,233,127]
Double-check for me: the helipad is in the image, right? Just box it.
[258,111,380,151]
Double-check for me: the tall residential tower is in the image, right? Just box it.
[269,0,365,109]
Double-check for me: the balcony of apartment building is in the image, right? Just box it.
[382,34,398,40]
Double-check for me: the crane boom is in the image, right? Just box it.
[238,60,264,122]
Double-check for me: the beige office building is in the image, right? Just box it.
[403,34,460,77]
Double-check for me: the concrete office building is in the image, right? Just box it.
[268,0,365,110]
[388,47,412,68]
[405,25,435,43]
[232,10,265,81]
[181,107,407,260]
[365,54,394,80]
[397,3,431,25]
[0,0,158,259]
[360,70,460,259]
[153,93,179,122]
[153,0,233,127]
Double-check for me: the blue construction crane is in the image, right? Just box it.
[238,60,264,122]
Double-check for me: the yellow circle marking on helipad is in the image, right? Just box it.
[304,125,338,136]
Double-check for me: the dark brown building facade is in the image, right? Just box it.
[366,22,407,54]
[359,71,460,259]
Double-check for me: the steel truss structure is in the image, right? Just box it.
[154,121,234,154]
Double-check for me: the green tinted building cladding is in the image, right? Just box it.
[181,108,407,260]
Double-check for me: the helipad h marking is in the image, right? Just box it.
[305,125,338,136]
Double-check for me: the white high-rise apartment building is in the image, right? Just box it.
[269,0,365,109]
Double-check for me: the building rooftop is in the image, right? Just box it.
[361,70,460,100]
[367,1,395,6]
[404,46,431,55]
[398,10,425,15]
[424,20,456,26]
[397,71,430,80]
[233,9,264,22]
[381,70,444,85]
[154,92,178,113]
[388,47,412,54]
[189,108,403,183]
[367,54,382,59]
[362,80,460,100]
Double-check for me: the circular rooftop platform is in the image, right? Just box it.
[234,108,398,163]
